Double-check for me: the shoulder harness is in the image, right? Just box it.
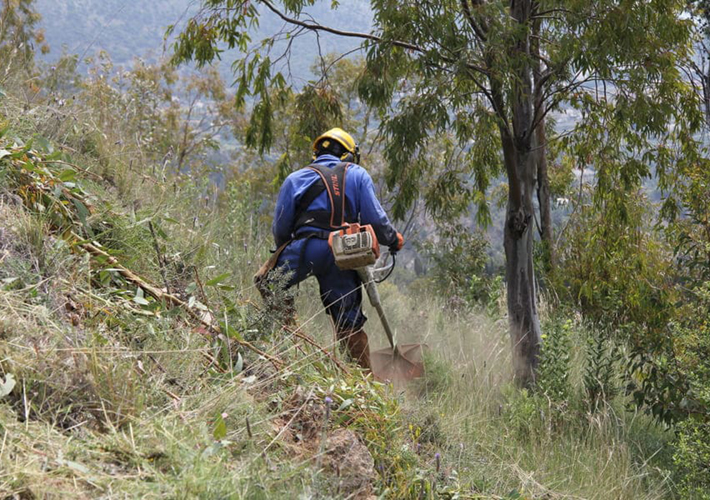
[294,162,351,231]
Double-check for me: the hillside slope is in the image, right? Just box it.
[0,124,405,498]
[0,85,677,499]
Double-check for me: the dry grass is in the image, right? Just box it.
[0,83,678,499]
[368,283,674,499]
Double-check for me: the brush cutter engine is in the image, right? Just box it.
[328,223,380,270]
[331,224,426,382]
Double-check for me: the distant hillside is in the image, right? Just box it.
[35,0,372,81]
[35,0,192,63]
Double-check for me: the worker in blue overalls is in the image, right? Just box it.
[255,128,404,370]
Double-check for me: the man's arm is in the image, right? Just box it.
[358,171,402,250]
[272,177,296,247]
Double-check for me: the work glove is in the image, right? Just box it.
[389,232,404,254]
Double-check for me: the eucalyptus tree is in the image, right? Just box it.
[689,0,710,125]
[0,0,48,81]
[172,0,700,386]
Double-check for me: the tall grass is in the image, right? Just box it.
[369,286,675,499]
[0,76,679,499]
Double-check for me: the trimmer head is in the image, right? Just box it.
[371,343,426,383]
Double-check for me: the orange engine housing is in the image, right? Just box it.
[328,223,380,270]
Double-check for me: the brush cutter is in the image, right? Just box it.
[328,223,425,382]
[357,264,425,382]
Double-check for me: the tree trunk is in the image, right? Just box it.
[531,10,554,272]
[501,0,542,387]
[535,119,554,271]
[501,133,542,387]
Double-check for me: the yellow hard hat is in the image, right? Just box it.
[312,127,360,163]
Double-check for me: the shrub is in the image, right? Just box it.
[671,283,710,497]
[556,191,684,422]
[536,317,572,402]
[417,222,498,308]
[582,324,621,412]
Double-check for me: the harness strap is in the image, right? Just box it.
[295,230,331,284]
[294,162,350,231]
[294,230,331,241]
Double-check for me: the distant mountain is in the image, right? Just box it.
[35,0,373,82]
[35,0,193,64]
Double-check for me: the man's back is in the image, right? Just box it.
[272,154,397,247]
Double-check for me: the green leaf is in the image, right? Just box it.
[34,136,53,153]
[155,223,168,240]
[133,288,150,306]
[0,373,16,397]
[206,273,230,286]
[222,323,244,341]
[337,398,353,411]
[71,199,94,237]
[59,169,76,182]
[45,150,63,161]
[133,297,150,306]
[213,413,227,440]
[56,458,90,475]
[234,352,244,373]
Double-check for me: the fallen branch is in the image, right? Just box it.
[148,220,171,295]
[7,153,283,370]
[77,237,283,370]
[283,325,349,374]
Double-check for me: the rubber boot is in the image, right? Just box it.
[337,328,372,371]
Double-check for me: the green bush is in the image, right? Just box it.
[672,283,710,497]
[556,192,685,422]
[583,325,620,412]
[674,417,710,499]
[417,222,499,308]
[537,317,572,402]
[556,194,676,335]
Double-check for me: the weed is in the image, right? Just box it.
[537,316,572,402]
[583,325,621,412]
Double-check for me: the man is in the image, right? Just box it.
[256,128,404,370]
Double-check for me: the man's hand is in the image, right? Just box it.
[389,232,404,253]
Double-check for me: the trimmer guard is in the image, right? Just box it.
[371,343,426,383]
[357,259,427,383]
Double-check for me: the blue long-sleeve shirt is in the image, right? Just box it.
[272,154,398,248]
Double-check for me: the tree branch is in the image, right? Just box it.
[78,237,283,369]
[258,0,488,75]
[460,0,487,42]
[531,8,572,19]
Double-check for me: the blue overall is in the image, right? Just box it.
[271,154,399,330]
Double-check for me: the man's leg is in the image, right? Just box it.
[335,325,372,371]
[313,245,371,370]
